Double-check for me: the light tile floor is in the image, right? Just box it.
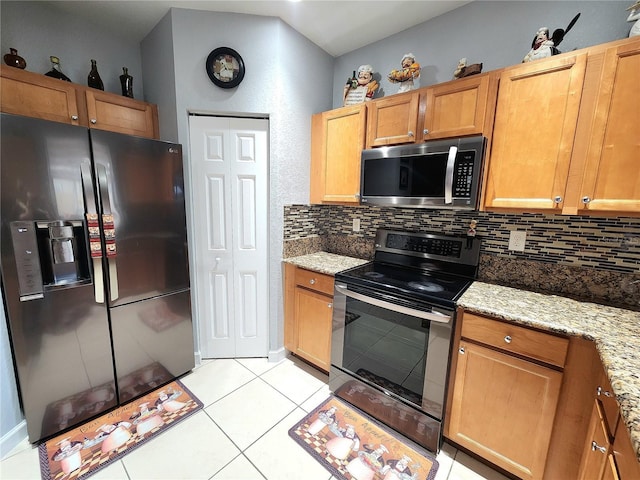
[1,355,510,480]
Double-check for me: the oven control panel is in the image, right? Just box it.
[386,234,462,257]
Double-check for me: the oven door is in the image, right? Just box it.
[330,282,453,420]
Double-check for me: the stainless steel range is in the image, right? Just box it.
[329,228,481,454]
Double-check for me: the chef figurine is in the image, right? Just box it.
[388,53,421,93]
[466,219,477,249]
[344,64,379,106]
[627,1,640,37]
[523,27,556,62]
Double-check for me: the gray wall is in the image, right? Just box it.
[333,1,631,107]
[140,8,334,363]
[0,1,145,99]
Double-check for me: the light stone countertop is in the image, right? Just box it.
[283,252,369,276]
[458,281,640,462]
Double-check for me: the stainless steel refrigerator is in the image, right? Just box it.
[0,113,195,443]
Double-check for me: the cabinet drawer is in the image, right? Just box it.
[461,313,569,368]
[295,268,334,296]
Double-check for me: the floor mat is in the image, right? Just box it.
[39,379,202,480]
[289,395,439,480]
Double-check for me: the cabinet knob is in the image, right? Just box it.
[354,193,361,199]
[90,119,97,124]
[459,347,465,354]
[71,115,79,121]
[504,335,512,344]
[591,441,607,454]
[423,129,429,135]
[328,303,333,308]
[553,196,562,204]
[596,386,613,398]
[582,196,591,204]
[309,279,316,285]
[408,131,414,137]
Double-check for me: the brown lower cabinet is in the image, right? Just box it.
[447,309,640,480]
[283,263,334,372]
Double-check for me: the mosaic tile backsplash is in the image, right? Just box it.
[283,205,640,311]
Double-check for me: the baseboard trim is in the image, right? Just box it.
[0,420,27,460]
[268,347,286,363]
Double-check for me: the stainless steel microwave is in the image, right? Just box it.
[360,135,486,209]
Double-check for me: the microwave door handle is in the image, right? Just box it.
[445,146,457,204]
[334,285,451,324]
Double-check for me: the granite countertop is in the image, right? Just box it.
[283,252,369,276]
[458,281,640,462]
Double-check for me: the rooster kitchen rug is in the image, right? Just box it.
[39,379,201,480]
[289,395,439,480]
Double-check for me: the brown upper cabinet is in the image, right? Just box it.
[310,104,366,204]
[366,91,419,148]
[420,72,498,141]
[482,36,640,216]
[1,65,159,139]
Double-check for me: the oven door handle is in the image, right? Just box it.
[335,285,452,324]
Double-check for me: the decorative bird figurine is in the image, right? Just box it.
[523,13,581,62]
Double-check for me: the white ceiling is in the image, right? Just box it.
[47,0,472,57]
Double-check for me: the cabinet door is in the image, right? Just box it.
[85,90,159,139]
[575,39,640,214]
[483,53,587,211]
[294,286,333,371]
[366,92,419,147]
[320,104,366,203]
[447,340,563,480]
[578,400,613,480]
[421,73,495,141]
[1,65,81,125]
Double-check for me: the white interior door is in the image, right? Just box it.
[189,115,269,358]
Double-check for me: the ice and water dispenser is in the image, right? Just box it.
[10,220,91,301]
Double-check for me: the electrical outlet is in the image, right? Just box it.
[352,218,361,232]
[508,230,527,252]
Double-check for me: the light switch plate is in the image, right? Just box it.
[508,230,527,251]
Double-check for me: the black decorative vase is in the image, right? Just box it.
[87,59,104,90]
[44,56,71,82]
[119,67,133,98]
[4,48,26,69]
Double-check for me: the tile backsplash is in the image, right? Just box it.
[283,205,640,310]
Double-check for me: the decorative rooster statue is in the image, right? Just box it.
[523,13,581,62]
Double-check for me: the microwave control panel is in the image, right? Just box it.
[453,153,475,198]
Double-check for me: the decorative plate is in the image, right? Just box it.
[206,47,245,89]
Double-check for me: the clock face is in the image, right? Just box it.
[206,47,245,89]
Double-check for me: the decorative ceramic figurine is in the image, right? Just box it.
[388,53,420,93]
[627,1,640,37]
[523,13,581,63]
[3,48,26,69]
[343,64,379,106]
[453,58,483,79]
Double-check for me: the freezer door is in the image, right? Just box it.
[0,114,116,442]
[89,130,190,306]
[110,289,195,402]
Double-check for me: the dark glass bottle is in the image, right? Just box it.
[119,67,134,98]
[45,56,71,82]
[87,59,104,90]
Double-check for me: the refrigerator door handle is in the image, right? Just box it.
[81,163,104,304]
[96,164,119,302]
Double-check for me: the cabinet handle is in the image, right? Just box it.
[309,279,316,285]
[90,119,97,124]
[71,115,79,121]
[597,386,613,398]
[459,347,465,354]
[504,335,512,344]
[591,441,607,454]
[582,196,591,204]
[554,196,562,204]
[408,131,414,137]
[423,129,429,135]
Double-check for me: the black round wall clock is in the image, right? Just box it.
[206,47,245,89]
